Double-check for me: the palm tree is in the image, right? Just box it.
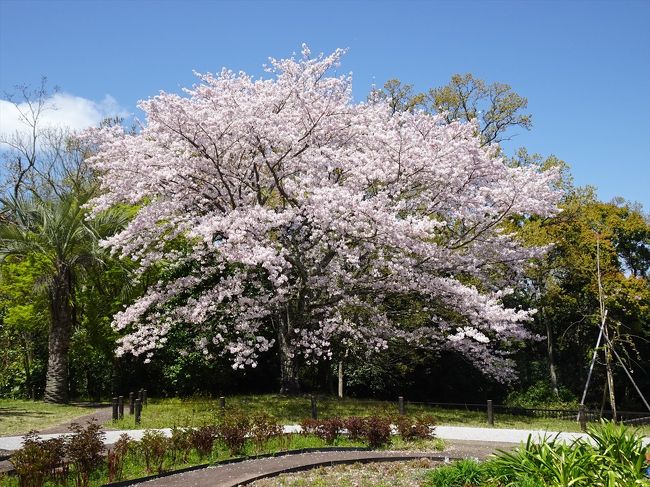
[0,190,128,403]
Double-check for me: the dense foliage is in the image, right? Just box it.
[425,421,649,487]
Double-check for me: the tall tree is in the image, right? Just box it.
[370,74,532,146]
[85,46,560,394]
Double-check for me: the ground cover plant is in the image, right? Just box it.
[4,412,444,486]
[0,400,90,436]
[425,421,650,487]
[249,458,439,487]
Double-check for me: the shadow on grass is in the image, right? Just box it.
[0,408,55,419]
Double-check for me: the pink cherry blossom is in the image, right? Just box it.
[83,46,560,388]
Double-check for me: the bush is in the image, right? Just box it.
[189,424,217,458]
[66,421,105,487]
[316,418,344,444]
[169,426,192,464]
[251,413,282,451]
[11,432,67,487]
[343,416,366,441]
[218,413,251,456]
[139,430,169,474]
[395,414,436,441]
[364,416,391,448]
[505,380,577,409]
[107,433,130,482]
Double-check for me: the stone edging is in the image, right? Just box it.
[102,446,372,487]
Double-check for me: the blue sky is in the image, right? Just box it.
[1,0,649,208]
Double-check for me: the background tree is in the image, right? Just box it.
[513,183,650,408]
[370,74,532,146]
[0,256,49,397]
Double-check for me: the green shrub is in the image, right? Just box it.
[424,458,487,487]
[426,421,648,487]
[489,421,647,487]
[505,380,577,409]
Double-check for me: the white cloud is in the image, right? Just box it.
[0,92,130,139]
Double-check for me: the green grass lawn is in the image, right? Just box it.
[0,399,91,436]
[107,395,649,434]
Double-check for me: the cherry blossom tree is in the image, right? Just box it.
[84,46,560,393]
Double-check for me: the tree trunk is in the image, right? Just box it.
[544,311,560,399]
[338,360,344,398]
[44,266,74,404]
[278,319,300,395]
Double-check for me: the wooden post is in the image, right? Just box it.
[129,392,135,415]
[138,388,144,403]
[118,396,124,419]
[398,396,405,416]
[219,396,226,415]
[310,395,318,420]
[487,400,494,426]
[143,389,147,407]
[112,397,118,421]
[578,404,587,432]
[135,398,142,424]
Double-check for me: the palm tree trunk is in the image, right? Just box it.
[44,266,74,403]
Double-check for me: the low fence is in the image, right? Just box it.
[403,398,650,430]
